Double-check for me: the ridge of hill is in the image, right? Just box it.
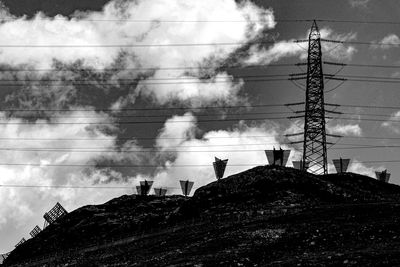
[5,166,400,266]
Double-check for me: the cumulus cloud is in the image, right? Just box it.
[0,111,143,248]
[349,0,371,8]
[382,110,400,133]
[0,0,281,251]
[0,0,369,253]
[149,114,301,194]
[374,34,400,49]
[156,112,197,148]
[283,119,304,144]
[285,120,363,141]
[244,27,357,65]
[347,160,378,178]
[319,28,358,60]
[137,72,245,106]
[327,123,362,136]
[0,0,276,107]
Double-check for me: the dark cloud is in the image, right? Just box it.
[1,0,111,17]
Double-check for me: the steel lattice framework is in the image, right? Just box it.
[302,21,328,175]
[30,225,42,238]
[43,202,68,227]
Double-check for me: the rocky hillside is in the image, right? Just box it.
[4,165,400,266]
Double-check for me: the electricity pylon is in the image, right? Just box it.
[302,20,328,175]
[287,21,344,175]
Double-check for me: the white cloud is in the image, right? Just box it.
[349,0,370,8]
[0,0,280,251]
[382,110,400,133]
[150,115,301,194]
[0,0,368,253]
[156,112,197,148]
[319,28,358,60]
[283,120,304,143]
[284,120,363,142]
[244,39,302,65]
[137,72,245,106]
[0,112,306,251]
[391,71,400,78]
[347,161,377,177]
[376,34,400,49]
[244,27,357,65]
[0,111,144,250]
[0,0,275,107]
[327,123,362,136]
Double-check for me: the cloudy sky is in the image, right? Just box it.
[1,0,400,252]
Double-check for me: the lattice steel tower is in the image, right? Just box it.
[302,20,328,175]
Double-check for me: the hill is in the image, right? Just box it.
[4,165,400,266]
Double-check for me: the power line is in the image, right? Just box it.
[0,142,382,153]
[0,18,314,23]
[340,104,400,110]
[325,73,400,84]
[293,114,400,123]
[0,63,296,72]
[0,73,293,83]
[329,74,400,80]
[0,135,279,141]
[0,163,263,168]
[334,145,400,150]
[0,74,295,86]
[344,136,400,140]
[0,184,144,189]
[0,143,289,151]
[0,184,201,190]
[0,109,396,124]
[0,160,398,190]
[0,78,290,86]
[1,18,399,25]
[2,102,395,114]
[334,117,400,123]
[325,61,400,69]
[0,41,279,48]
[316,19,400,25]
[0,61,390,73]
[0,148,284,153]
[325,117,400,123]
[0,102,396,113]
[4,75,400,86]
[327,78,400,84]
[0,135,398,142]
[5,111,294,120]
[0,158,397,168]
[322,38,400,47]
[302,74,400,82]
[0,103,288,112]
[0,146,393,153]
[0,115,396,125]
[339,112,397,118]
[0,117,292,125]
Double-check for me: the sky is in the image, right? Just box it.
[1,0,400,253]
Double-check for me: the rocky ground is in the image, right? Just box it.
[4,166,400,266]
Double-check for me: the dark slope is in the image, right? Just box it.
[176,166,400,220]
[5,166,400,266]
[5,195,186,264]
[322,172,400,201]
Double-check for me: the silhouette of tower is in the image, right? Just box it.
[302,20,328,175]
